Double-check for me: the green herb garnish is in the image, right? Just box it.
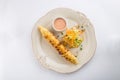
[61,32,63,35]
[74,38,82,47]
[80,44,83,47]
[81,26,84,28]
[80,47,82,50]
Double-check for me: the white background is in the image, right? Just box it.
[0,0,120,80]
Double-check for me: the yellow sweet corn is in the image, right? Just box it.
[38,26,78,64]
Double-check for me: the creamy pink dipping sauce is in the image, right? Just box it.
[54,18,66,31]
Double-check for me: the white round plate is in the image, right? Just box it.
[32,8,97,73]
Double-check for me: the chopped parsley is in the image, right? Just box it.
[81,26,84,28]
[80,44,83,50]
[80,44,83,47]
[80,47,82,50]
[61,32,63,35]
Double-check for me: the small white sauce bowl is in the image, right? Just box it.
[52,16,67,32]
